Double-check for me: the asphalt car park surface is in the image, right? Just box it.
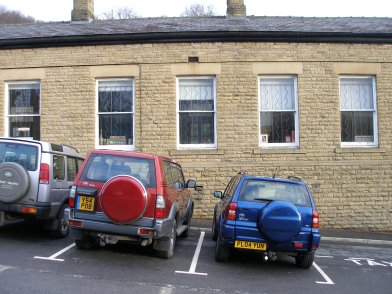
[0,221,391,294]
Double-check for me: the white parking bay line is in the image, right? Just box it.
[313,261,334,285]
[176,231,207,276]
[34,243,75,262]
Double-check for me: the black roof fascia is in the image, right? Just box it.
[1,31,392,49]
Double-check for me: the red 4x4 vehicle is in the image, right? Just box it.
[66,149,196,259]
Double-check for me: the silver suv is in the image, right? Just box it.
[0,138,84,237]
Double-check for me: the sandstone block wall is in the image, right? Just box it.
[0,42,391,231]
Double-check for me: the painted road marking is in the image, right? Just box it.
[34,243,75,262]
[0,265,15,272]
[313,262,334,285]
[175,231,208,276]
[344,257,392,267]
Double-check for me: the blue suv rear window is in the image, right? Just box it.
[238,179,311,207]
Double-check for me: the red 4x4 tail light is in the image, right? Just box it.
[69,186,76,208]
[155,195,165,219]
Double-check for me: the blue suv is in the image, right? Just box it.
[212,173,320,269]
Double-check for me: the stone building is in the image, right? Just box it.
[0,0,391,231]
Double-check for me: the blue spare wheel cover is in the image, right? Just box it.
[258,201,302,243]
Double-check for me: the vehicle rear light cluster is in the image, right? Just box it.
[155,195,165,219]
[312,210,319,228]
[21,207,37,214]
[226,202,237,221]
[69,220,83,228]
[39,163,50,185]
[293,242,304,249]
[139,228,155,236]
[69,186,76,208]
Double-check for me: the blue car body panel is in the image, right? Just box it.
[216,175,320,254]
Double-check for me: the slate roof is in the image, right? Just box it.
[1,16,392,49]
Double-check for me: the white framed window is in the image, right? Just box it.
[259,76,299,148]
[177,77,217,149]
[96,79,134,150]
[340,76,378,147]
[5,81,41,140]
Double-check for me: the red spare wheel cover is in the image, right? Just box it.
[100,176,147,224]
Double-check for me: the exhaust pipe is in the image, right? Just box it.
[98,234,118,246]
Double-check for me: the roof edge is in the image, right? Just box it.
[1,31,392,49]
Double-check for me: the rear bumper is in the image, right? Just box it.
[66,208,173,240]
[220,221,320,253]
[0,201,55,220]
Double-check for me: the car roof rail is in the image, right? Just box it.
[60,144,79,153]
[287,175,302,182]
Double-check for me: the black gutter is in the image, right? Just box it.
[1,31,392,49]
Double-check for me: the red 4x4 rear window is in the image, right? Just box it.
[80,153,156,188]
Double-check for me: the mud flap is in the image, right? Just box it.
[69,227,84,239]
[0,211,5,227]
[45,221,60,232]
[153,236,170,251]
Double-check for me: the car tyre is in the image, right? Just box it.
[155,219,177,259]
[75,235,99,250]
[295,251,315,269]
[49,204,69,238]
[215,235,230,262]
[211,216,218,241]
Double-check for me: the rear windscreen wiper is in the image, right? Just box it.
[253,198,273,202]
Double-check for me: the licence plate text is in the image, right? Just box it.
[234,240,267,251]
[77,196,95,212]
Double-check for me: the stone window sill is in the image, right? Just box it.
[170,149,224,156]
[253,148,306,154]
[334,147,386,153]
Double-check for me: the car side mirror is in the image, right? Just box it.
[186,179,196,189]
[213,191,223,199]
[195,185,204,192]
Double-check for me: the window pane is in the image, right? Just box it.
[260,112,295,143]
[9,116,40,140]
[99,113,133,145]
[9,83,40,115]
[341,111,374,142]
[179,79,214,111]
[67,157,77,181]
[260,78,295,111]
[171,164,185,189]
[98,81,133,113]
[340,78,373,110]
[53,155,65,180]
[179,112,214,144]
[80,153,156,188]
[0,142,38,171]
[238,180,311,207]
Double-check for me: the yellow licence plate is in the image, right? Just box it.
[77,196,95,212]
[234,240,267,251]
